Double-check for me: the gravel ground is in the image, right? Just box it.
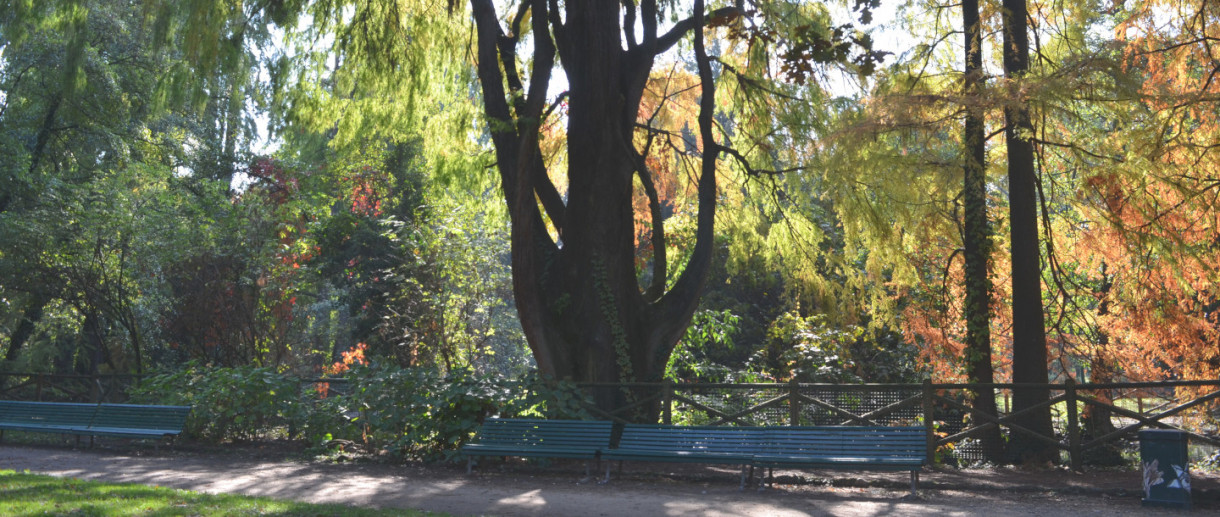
[2,442,1218,516]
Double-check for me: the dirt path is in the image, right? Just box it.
[2,444,1216,516]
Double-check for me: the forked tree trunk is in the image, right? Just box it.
[470,0,719,417]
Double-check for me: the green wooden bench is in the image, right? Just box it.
[601,424,759,487]
[460,418,613,476]
[0,400,99,444]
[752,426,927,495]
[0,400,191,448]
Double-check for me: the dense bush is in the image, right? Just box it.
[131,364,592,461]
[130,364,306,441]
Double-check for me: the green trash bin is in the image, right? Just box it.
[1139,429,1191,508]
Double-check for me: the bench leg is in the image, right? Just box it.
[601,462,612,484]
[466,458,473,475]
[739,465,747,490]
[910,469,919,496]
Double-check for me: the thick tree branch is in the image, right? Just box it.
[641,0,658,44]
[497,1,533,115]
[472,1,517,190]
[634,159,667,301]
[656,0,718,353]
[520,0,565,236]
[655,6,740,56]
[473,0,557,374]
[547,0,568,71]
[623,0,638,49]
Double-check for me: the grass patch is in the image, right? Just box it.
[0,470,439,516]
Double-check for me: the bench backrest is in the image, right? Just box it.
[615,424,760,454]
[0,400,98,427]
[91,404,191,432]
[755,426,925,462]
[472,418,612,449]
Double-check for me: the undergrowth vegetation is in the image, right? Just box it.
[129,364,591,461]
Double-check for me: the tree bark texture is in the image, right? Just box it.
[1002,0,1056,463]
[470,0,719,417]
[962,0,1005,463]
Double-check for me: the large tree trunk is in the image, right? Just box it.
[1002,0,1057,463]
[471,0,719,418]
[961,0,1005,463]
[3,294,50,365]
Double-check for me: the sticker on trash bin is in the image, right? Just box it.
[1166,464,1191,491]
[1143,459,1163,497]
[1143,459,1191,498]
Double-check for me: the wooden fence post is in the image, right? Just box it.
[923,379,936,464]
[1066,378,1081,471]
[789,378,801,426]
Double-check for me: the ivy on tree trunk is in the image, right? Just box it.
[961,0,1005,463]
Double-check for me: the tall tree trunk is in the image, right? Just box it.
[1002,0,1056,463]
[962,0,1005,463]
[3,294,50,365]
[470,0,719,418]
[83,310,105,376]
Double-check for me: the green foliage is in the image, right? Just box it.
[665,309,742,382]
[326,365,590,461]
[371,189,529,374]
[130,364,306,441]
[753,311,864,383]
[130,364,592,461]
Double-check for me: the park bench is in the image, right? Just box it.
[601,424,759,487]
[601,424,926,493]
[460,418,613,477]
[752,425,926,495]
[0,400,191,448]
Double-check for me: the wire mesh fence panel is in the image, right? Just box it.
[796,386,923,427]
[669,385,784,425]
[686,385,787,426]
[926,387,1007,466]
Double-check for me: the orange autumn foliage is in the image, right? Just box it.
[316,342,370,399]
